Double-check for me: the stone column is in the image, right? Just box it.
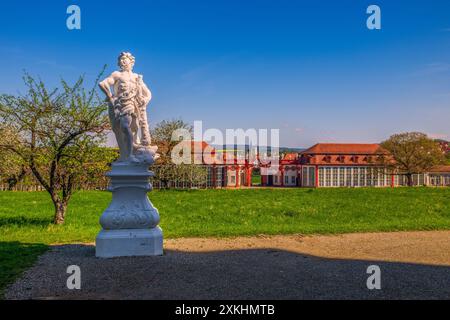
[96,162,163,258]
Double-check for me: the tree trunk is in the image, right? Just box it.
[7,178,18,191]
[406,173,413,187]
[53,200,67,225]
[7,167,27,191]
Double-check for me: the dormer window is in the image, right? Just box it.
[323,155,331,163]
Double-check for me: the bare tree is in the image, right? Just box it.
[0,73,109,224]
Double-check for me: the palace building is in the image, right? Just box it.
[160,140,450,189]
[222,143,450,188]
[261,143,394,188]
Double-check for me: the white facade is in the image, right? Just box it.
[317,167,391,188]
[283,169,298,186]
[428,173,450,186]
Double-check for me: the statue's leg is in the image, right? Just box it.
[109,104,126,162]
[113,120,128,161]
[117,130,127,161]
[139,107,151,146]
[120,114,135,161]
[131,115,139,145]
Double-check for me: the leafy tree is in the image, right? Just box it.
[433,139,450,164]
[83,146,119,189]
[380,132,446,186]
[0,126,29,190]
[151,119,193,164]
[0,157,29,191]
[150,119,208,188]
[0,73,109,224]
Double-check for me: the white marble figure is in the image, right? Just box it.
[99,52,157,163]
[95,52,163,258]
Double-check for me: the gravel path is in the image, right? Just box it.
[5,231,450,300]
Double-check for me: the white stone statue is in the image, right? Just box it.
[96,52,163,258]
[99,52,157,163]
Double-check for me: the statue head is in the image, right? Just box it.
[118,52,135,71]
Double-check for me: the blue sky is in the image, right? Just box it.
[1,0,449,147]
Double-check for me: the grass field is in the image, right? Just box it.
[1,187,450,296]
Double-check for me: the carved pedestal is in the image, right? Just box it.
[95,162,163,258]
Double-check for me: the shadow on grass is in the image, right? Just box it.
[0,242,48,299]
[0,216,51,227]
[3,243,450,299]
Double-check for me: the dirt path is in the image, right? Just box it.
[166,231,450,266]
[5,231,450,300]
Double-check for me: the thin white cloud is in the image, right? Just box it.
[428,133,449,140]
[412,62,450,76]
[35,59,77,71]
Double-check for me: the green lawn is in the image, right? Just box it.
[1,187,450,296]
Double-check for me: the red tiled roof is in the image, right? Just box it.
[283,153,298,161]
[177,140,214,153]
[301,143,384,155]
[429,165,450,173]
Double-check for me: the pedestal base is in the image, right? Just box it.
[96,227,163,258]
